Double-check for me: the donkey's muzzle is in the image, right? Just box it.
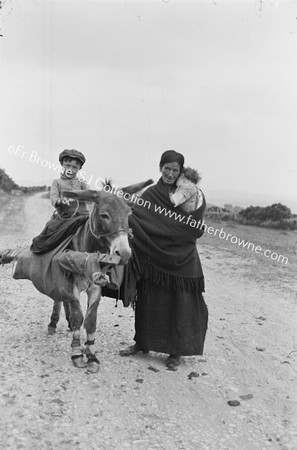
[114,249,131,265]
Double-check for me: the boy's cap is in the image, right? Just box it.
[59,149,86,166]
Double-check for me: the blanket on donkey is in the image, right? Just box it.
[13,235,124,302]
[13,235,75,303]
[30,214,89,255]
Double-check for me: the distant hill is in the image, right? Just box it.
[0,168,47,194]
[0,168,18,192]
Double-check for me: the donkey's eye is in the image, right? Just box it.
[100,213,110,220]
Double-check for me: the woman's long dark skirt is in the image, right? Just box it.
[134,280,208,356]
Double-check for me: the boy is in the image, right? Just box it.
[30,149,89,254]
[169,166,203,213]
[51,149,89,217]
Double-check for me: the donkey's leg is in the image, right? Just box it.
[84,286,101,373]
[63,301,73,331]
[48,301,72,334]
[69,286,85,368]
[48,301,62,334]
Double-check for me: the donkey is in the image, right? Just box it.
[0,180,153,373]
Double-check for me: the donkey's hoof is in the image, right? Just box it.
[47,326,56,335]
[86,361,100,373]
[71,355,86,368]
[86,354,100,373]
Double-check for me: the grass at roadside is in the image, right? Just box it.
[198,218,297,302]
[200,217,297,262]
[0,190,11,210]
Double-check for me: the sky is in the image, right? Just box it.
[1,0,297,211]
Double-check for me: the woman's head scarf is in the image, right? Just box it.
[159,150,185,170]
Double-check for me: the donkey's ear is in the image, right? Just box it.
[62,190,100,202]
[121,179,154,195]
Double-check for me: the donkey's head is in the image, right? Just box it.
[62,179,153,265]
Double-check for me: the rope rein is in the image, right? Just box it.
[55,199,80,220]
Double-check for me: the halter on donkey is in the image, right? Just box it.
[0,179,153,373]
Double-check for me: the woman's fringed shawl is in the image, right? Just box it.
[123,178,206,307]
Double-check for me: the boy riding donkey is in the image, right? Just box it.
[30,149,89,255]
[32,149,90,332]
[1,150,121,333]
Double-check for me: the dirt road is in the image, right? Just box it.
[0,193,296,450]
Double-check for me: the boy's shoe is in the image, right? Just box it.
[0,249,18,265]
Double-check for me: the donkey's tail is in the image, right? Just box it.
[0,248,21,265]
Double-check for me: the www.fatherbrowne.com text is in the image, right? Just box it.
[152,203,288,265]
[100,186,289,265]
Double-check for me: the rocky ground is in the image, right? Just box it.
[0,193,296,450]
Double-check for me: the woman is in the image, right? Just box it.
[121,150,208,370]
